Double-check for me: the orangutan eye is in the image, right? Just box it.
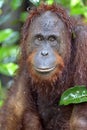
[48,35,57,46]
[34,35,44,45]
[48,35,56,42]
[37,35,44,41]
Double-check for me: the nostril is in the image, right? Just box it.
[41,50,48,56]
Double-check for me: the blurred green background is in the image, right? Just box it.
[0,0,87,106]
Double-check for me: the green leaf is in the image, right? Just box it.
[29,0,54,6]
[20,12,28,22]
[71,7,87,15]
[46,0,54,5]
[0,63,19,76]
[0,81,6,107]
[0,100,4,107]
[70,0,81,6]
[0,46,19,63]
[0,29,13,42]
[29,0,40,6]
[10,0,23,10]
[0,29,20,45]
[59,85,87,105]
[3,31,20,45]
[52,0,70,7]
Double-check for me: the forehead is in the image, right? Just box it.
[29,11,66,35]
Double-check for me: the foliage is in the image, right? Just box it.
[60,85,87,105]
[0,81,6,107]
[0,0,27,105]
[0,0,27,77]
[29,0,87,18]
[10,0,23,10]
